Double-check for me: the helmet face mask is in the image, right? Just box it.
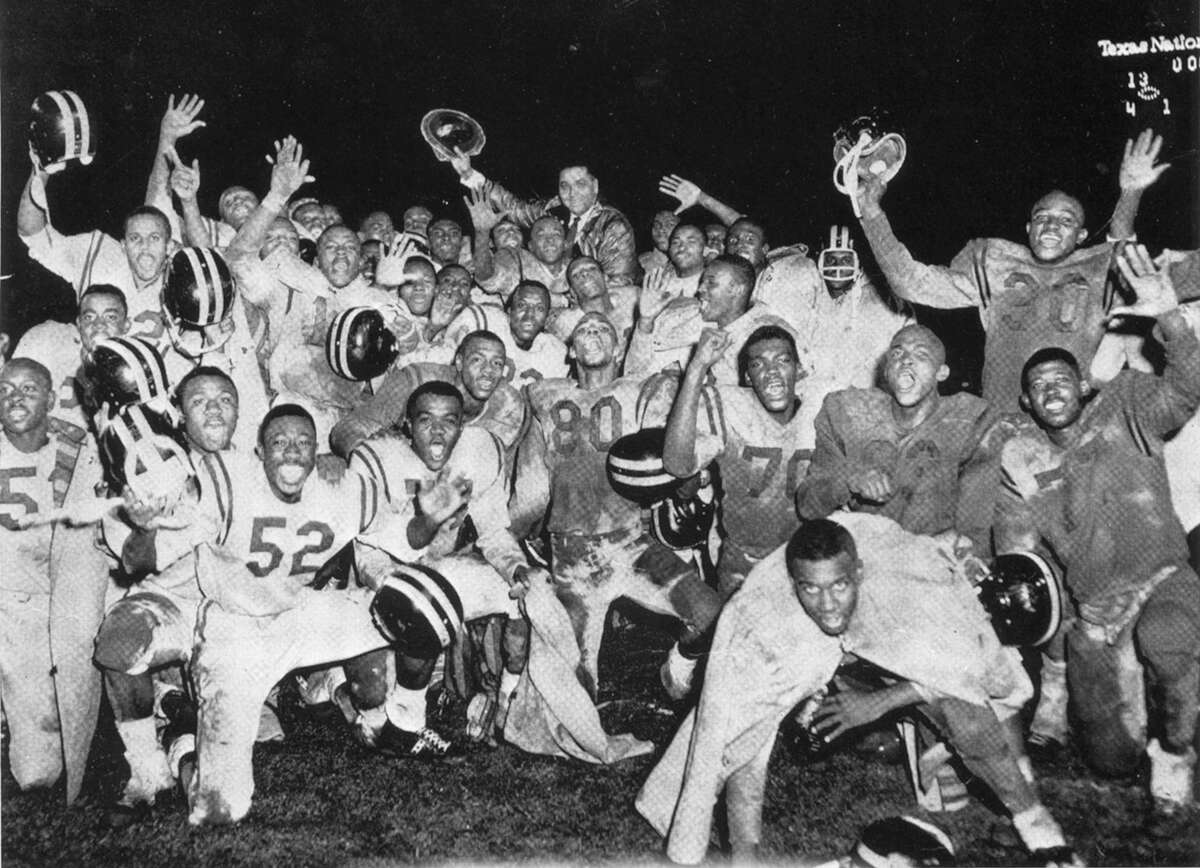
[29,90,95,174]
[163,248,236,358]
[818,225,861,287]
[98,402,195,507]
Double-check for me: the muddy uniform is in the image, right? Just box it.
[14,322,90,439]
[518,377,720,695]
[476,248,570,304]
[860,210,1118,411]
[349,427,524,614]
[996,309,1200,775]
[0,427,89,789]
[798,388,991,535]
[182,450,392,825]
[689,383,817,595]
[329,362,526,461]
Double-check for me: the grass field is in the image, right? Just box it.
[3,605,1198,867]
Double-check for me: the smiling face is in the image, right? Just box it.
[668,224,706,276]
[743,336,798,416]
[317,226,362,289]
[529,217,566,265]
[882,326,948,408]
[558,166,599,216]
[0,362,54,440]
[77,290,130,355]
[360,211,395,244]
[408,392,465,472]
[789,552,860,636]
[697,260,751,325]
[180,374,238,454]
[492,220,523,251]
[1023,358,1087,431]
[428,219,464,264]
[508,283,550,348]
[724,219,767,270]
[258,414,317,502]
[292,202,328,235]
[403,206,433,236]
[218,186,259,229]
[398,258,437,315]
[455,334,507,402]
[567,257,607,303]
[123,213,171,283]
[1026,192,1087,263]
[261,217,300,259]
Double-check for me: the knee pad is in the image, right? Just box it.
[94,594,187,674]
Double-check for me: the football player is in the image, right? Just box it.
[853,130,1171,410]
[545,255,638,353]
[330,330,525,461]
[995,247,1200,828]
[796,324,991,535]
[513,312,722,700]
[465,186,570,304]
[349,382,537,749]
[639,210,680,274]
[14,284,131,439]
[0,359,93,791]
[419,281,569,386]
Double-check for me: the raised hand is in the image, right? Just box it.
[166,147,201,202]
[1119,128,1169,192]
[268,135,315,199]
[692,327,731,371]
[159,93,207,146]
[417,471,473,527]
[855,173,887,218]
[450,146,472,178]
[659,174,702,215]
[1112,243,1178,319]
[463,184,506,233]
[638,267,675,326]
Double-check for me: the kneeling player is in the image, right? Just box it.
[636,514,1075,865]
[351,382,539,749]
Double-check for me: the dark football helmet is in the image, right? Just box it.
[163,247,236,357]
[371,562,464,657]
[325,306,399,381]
[851,815,956,868]
[98,401,193,503]
[29,90,95,174]
[86,336,171,409]
[650,482,716,550]
[605,427,682,506]
[975,551,1063,647]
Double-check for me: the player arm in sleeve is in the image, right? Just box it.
[468,437,528,584]
[509,403,552,540]
[855,176,982,310]
[658,174,744,227]
[592,214,641,287]
[329,366,419,458]
[992,441,1045,555]
[228,135,314,258]
[794,396,858,518]
[663,354,719,478]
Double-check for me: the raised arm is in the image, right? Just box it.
[448,148,551,229]
[17,164,50,238]
[462,184,507,283]
[622,268,680,377]
[228,136,314,258]
[855,175,982,310]
[144,94,207,240]
[663,329,728,477]
[165,149,209,247]
[1109,129,1170,242]
[658,174,744,226]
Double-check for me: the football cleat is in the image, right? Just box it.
[375,720,465,761]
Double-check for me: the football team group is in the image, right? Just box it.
[2,91,1198,866]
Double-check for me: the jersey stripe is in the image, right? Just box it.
[80,230,105,294]
[355,442,391,501]
[202,453,234,544]
[705,385,728,441]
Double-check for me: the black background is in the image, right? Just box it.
[3,0,1197,384]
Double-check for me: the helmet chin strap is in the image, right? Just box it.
[833,130,874,219]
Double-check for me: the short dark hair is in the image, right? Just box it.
[786,519,858,567]
[123,205,171,238]
[405,381,464,422]
[508,280,550,310]
[738,324,798,384]
[455,329,505,361]
[257,403,315,447]
[176,366,237,405]
[1,357,53,391]
[669,222,705,242]
[1020,347,1081,392]
[710,253,757,294]
[316,224,360,249]
[79,283,128,314]
[729,215,768,243]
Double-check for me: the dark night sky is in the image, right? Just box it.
[2,0,1197,357]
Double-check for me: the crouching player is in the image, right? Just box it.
[636,514,1076,866]
[350,382,540,750]
[132,402,410,825]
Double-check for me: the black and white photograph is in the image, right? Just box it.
[1,1,1198,864]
